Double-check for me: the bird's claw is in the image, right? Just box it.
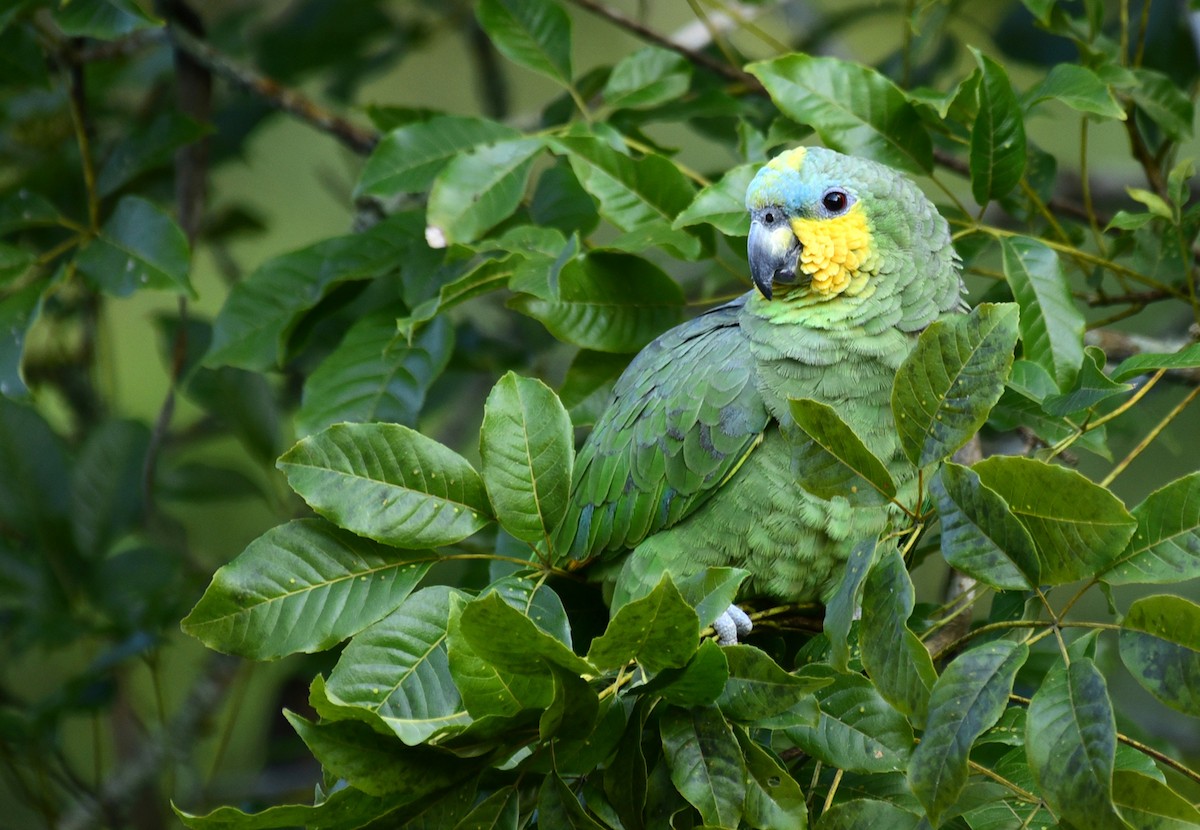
[713,605,753,645]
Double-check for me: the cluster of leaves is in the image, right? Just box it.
[5,0,1200,827]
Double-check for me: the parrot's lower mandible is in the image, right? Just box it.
[554,146,966,644]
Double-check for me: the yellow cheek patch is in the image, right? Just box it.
[790,202,879,296]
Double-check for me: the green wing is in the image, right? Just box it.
[556,296,770,565]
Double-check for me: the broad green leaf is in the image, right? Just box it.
[860,546,936,726]
[1104,472,1200,585]
[296,311,453,438]
[321,586,469,744]
[1119,594,1200,716]
[820,540,876,675]
[511,251,683,353]
[279,423,492,549]
[1129,68,1194,140]
[285,712,473,799]
[181,520,431,659]
[659,705,745,829]
[892,303,1019,467]
[537,773,604,830]
[54,0,160,39]
[75,196,192,297]
[603,46,691,110]
[397,256,516,342]
[748,54,932,174]
[1025,64,1126,120]
[96,112,209,197]
[1111,342,1200,382]
[453,787,519,830]
[908,640,1028,826]
[539,663,599,741]
[425,137,543,246]
[550,135,701,259]
[784,666,914,773]
[1000,236,1085,387]
[989,387,1112,460]
[0,189,60,236]
[480,372,573,545]
[969,50,1026,204]
[737,733,808,830]
[1112,770,1200,829]
[530,161,601,237]
[815,799,920,830]
[672,163,756,236]
[788,398,896,503]
[931,462,1040,590]
[1026,658,1126,830]
[587,574,698,673]
[716,645,826,723]
[558,348,628,426]
[355,116,518,200]
[0,279,42,398]
[69,419,148,558]
[205,213,416,371]
[0,397,70,533]
[173,785,408,830]
[643,638,729,706]
[676,566,751,630]
[476,0,572,87]
[458,590,594,675]
[972,455,1136,584]
[1042,346,1132,415]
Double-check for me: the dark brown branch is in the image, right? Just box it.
[165,24,378,155]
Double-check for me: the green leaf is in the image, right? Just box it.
[1026,64,1127,120]
[69,419,149,558]
[784,666,915,773]
[748,54,932,174]
[603,46,691,110]
[672,164,756,237]
[96,112,209,198]
[1119,594,1200,716]
[931,462,1040,591]
[908,640,1028,826]
[476,0,572,86]
[676,566,751,631]
[0,279,42,398]
[54,0,160,39]
[716,645,826,723]
[738,733,808,830]
[181,519,431,659]
[823,537,878,672]
[587,574,698,673]
[1000,236,1085,387]
[1042,346,1132,415]
[321,586,470,744]
[75,196,192,297]
[397,256,516,342]
[205,213,416,371]
[354,116,518,200]
[173,785,408,830]
[969,50,1026,204]
[643,638,729,706]
[1129,68,1194,140]
[538,773,605,830]
[659,705,745,829]
[1026,658,1127,830]
[0,189,61,236]
[892,303,1020,467]
[550,135,700,259]
[971,455,1136,584]
[479,372,573,546]
[458,590,594,675]
[453,787,519,830]
[285,712,472,799]
[860,546,936,726]
[1110,342,1200,382]
[1103,472,1200,585]
[511,251,683,353]
[787,398,896,503]
[425,137,544,246]
[1112,770,1200,829]
[539,663,599,741]
[296,310,453,438]
[816,800,920,830]
[278,423,492,549]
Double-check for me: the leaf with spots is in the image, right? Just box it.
[1103,472,1200,585]
[788,398,896,504]
[1119,594,1200,716]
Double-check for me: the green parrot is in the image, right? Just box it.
[553,146,965,643]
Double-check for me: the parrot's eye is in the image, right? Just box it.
[764,210,777,224]
[822,188,850,214]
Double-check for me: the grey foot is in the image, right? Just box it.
[713,605,753,646]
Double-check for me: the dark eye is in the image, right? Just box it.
[822,189,848,213]
[764,211,776,224]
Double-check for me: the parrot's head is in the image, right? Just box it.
[744,146,958,309]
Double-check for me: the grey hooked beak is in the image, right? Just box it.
[748,218,801,300]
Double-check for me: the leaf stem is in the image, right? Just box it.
[821,767,843,814]
[967,760,1041,804]
[1101,383,1200,487]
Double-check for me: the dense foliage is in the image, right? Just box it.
[3,0,1200,828]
